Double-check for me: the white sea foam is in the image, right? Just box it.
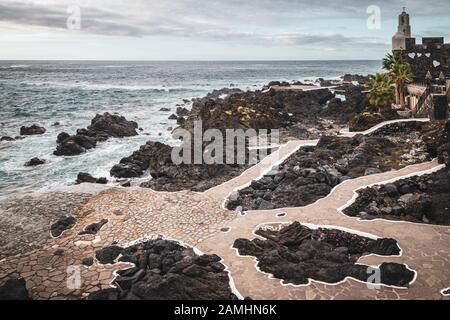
[16,80,205,92]
[0,60,382,196]
[8,64,30,68]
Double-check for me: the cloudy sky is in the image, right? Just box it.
[0,0,449,60]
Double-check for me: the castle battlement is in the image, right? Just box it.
[392,10,449,81]
[392,9,449,120]
[405,38,445,50]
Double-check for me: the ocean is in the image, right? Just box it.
[0,60,382,196]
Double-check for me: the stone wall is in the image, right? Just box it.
[431,94,449,120]
[403,37,450,81]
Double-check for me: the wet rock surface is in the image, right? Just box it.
[0,278,32,300]
[234,222,414,287]
[176,106,189,117]
[344,168,450,225]
[76,172,108,185]
[0,192,92,259]
[24,157,46,167]
[54,113,138,156]
[50,216,77,237]
[1,136,15,142]
[20,125,46,136]
[110,139,266,192]
[89,239,237,300]
[54,133,97,156]
[79,219,108,235]
[110,141,172,179]
[228,130,428,211]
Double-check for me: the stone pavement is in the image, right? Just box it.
[0,119,449,300]
[199,160,450,300]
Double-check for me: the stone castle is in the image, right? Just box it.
[391,8,449,119]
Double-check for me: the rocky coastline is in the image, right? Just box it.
[105,79,391,192]
[1,74,449,301]
[54,112,139,156]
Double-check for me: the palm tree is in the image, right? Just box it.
[368,73,394,112]
[382,51,413,107]
[390,62,413,107]
[382,51,404,71]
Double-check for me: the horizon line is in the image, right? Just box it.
[0,58,381,62]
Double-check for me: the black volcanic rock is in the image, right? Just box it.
[181,88,334,134]
[24,157,46,167]
[421,121,450,166]
[82,257,94,267]
[110,137,264,192]
[344,168,450,225]
[233,222,414,287]
[54,113,138,156]
[89,239,236,300]
[321,85,369,124]
[83,113,139,140]
[56,132,71,144]
[0,136,15,142]
[20,125,46,136]
[79,219,108,235]
[379,263,416,287]
[349,112,384,132]
[228,131,426,211]
[0,278,32,300]
[95,245,123,264]
[176,107,189,117]
[110,141,172,179]
[54,133,97,156]
[348,108,400,132]
[369,120,449,166]
[76,172,108,184]
[51,216,77,237]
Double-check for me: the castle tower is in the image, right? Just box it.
[392,8,411,50]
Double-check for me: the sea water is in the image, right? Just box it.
[0,60,381,196]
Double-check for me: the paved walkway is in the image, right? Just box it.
[0,119,449,300]
[200,160,450,300]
